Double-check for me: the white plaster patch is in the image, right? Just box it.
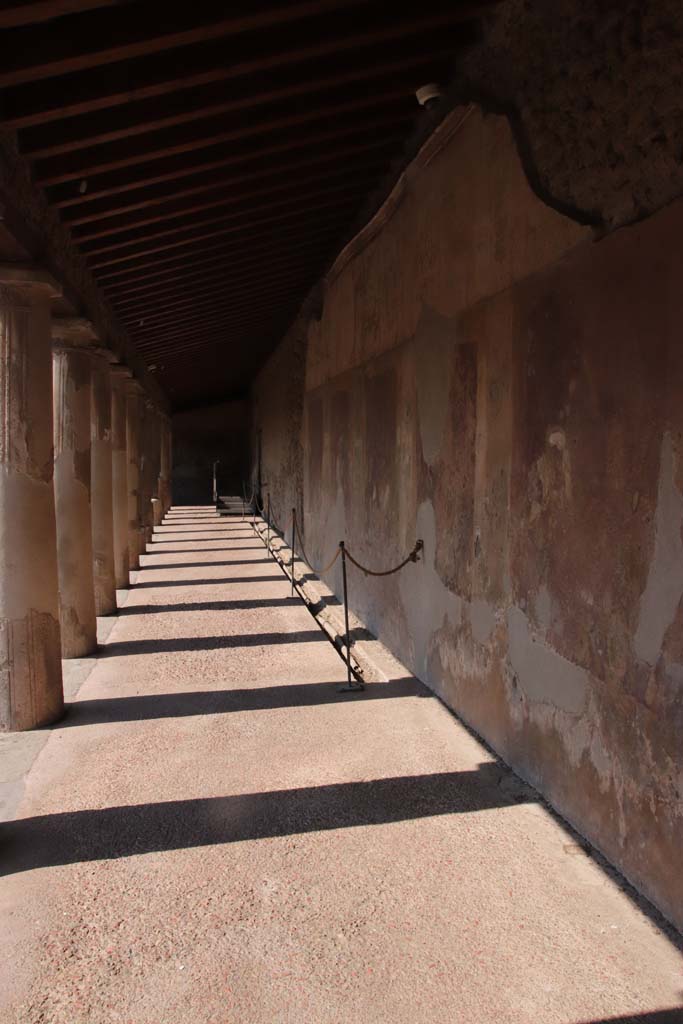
[507,605,588,715]
[399,500,462,677]
[634,432,683,666]
[548,428,566,450]
[532,584,553,631]
[469,598,496,644]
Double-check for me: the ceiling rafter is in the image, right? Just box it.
[50,115,411,208]
[64,136,394,227]
[0,1,127,29]
[1,6,489,128]
[103,239,331,304]
[0,0,499,407]
[80,177,371,257]
[35,87,410,186]
[22,49,450,159]
[0,0,371,88]
[112,250,329,316]
[89,193,360,270]
[93,211,346,281]
[120,271,314,331]
[72,159,386,244]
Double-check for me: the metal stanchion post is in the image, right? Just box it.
[290,508,296,596]
[212,459,219,508]
[337,540,364,693]
[266,494,270,555]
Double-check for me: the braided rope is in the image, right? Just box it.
[343,540,423,577]
[294,518,342,576]
[254,495,422,582]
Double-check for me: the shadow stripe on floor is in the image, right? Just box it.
[0,765,530,874]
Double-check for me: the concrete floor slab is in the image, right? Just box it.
[0,508,681,1024]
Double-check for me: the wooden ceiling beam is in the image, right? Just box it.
[104,237,331,306]
[35,88,409,186]
[89,193,359,270]
[137,313,291,360]
[93,211,344,281]
[1,7,490,129]
[0,1,127,29]
[51,115,410,208]
[129,308,298,354]
[0,0,370,88]
[80,177,369,256]
[131,301,292,349]
[23,50,449,159]
[105,248,318,302]
[119,270,312,329]
[64,136,394,227]
[144,329,281,364]
[112,248,327,315]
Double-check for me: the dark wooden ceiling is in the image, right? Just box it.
[0,0,494,408]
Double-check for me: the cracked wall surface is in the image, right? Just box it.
[252,108,683,933]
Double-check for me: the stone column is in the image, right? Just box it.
[0,267,64,731]
[159,413,172,516]
[110,366,130,588]
[125,378,144,570]
[90,347,117,615]
[52,320,97,658]
[148,403,162,532]
[139,399,156,548]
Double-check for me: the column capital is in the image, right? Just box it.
[0,263,61,299]
[91,345,117,364]
[51,316,98,348]
[125,376,145,395]
[110,363,133,380]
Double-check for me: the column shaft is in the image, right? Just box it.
[90,352,116,615]
[159,413,172,515]
[0,280,63,731]
[125,382,143,570]
[53,343,97,657]
[138,400,154,548]
[111,369,129,588]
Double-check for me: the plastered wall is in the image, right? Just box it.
[251,109,683,932]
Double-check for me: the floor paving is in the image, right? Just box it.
[1,507,681,1024]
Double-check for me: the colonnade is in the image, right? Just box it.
[0,266,172,732]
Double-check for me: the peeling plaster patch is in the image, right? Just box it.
[399,500,462,677]
[547,426,572,501]
[507,606,588,715]
[533,584,553,631]
[469,598,496,645]
[634,432,683,667]
[589,729,613,790]
[415,307,456,466]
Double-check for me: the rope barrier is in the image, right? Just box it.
[343,539,424,577]
[294,517,341,577]
[244,482,423,696]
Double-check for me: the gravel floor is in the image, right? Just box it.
[1,507,681,1024]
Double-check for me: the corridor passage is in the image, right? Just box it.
[0,509,681,1024]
